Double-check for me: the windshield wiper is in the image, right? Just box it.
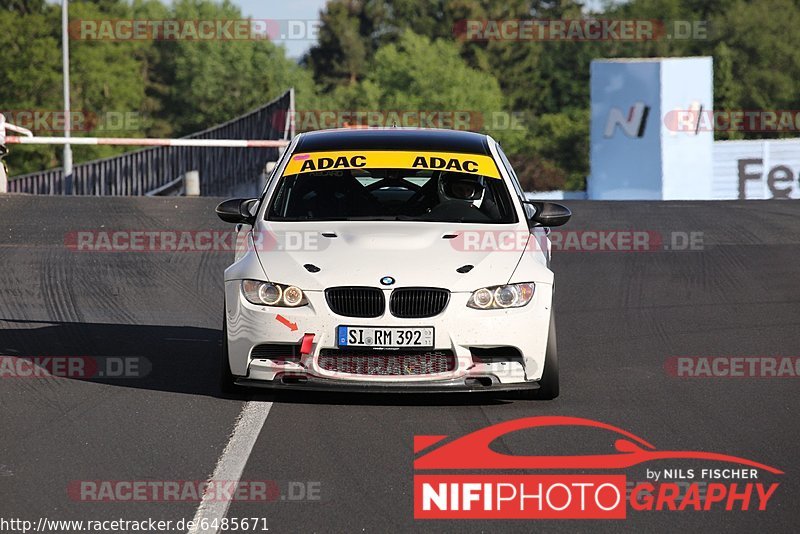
[323,216,428,221]
[339,216,400,221]
[270,216,484,222]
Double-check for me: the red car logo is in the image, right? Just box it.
[414,416,783,474]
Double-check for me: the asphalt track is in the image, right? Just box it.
[1,195,799,533]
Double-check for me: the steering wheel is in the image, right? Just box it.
[403,178,440,212]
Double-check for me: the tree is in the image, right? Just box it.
[323,30,529,150]
[713,42,742,140]
[1,0,317,176]
[707,0,800,117]
[0,0,148,174]
[306,0,384,90]
[529,109,589,190]
[1,0,47,15]
[0,4,62,173]
[152,0,316,136]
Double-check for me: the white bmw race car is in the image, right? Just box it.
[216,128,570,398]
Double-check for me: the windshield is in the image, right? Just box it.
[267,167,517,223]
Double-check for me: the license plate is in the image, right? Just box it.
[337,326,434,348]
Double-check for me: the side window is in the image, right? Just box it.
[260,144,294,204]
[497,147,524,196]
[266,145,292,185]
[496,146,535,220]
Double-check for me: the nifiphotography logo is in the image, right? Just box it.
[413,416,782,519]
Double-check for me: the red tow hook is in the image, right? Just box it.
[300,333,315,355]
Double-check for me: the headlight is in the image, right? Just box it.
[467,283,535,309]
[241,280,308,307]
[282,285,304,306]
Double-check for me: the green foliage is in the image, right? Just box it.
[708,0,800,114]
[369,31,502,110]
[1,0,316,175]
[530,109,590,191]
[713,42,742,140]
[305,0,800,191]
[154,0,315,135]
[67,0,150,164]
[319,30,529,152]
[306,0,372,89]
[0,4,62,173]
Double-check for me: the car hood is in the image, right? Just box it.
[252,221,547,292]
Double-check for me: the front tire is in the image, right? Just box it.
[219,310,243,394]
[526,312,559,400]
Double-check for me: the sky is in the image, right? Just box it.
[231,0,612,59]
[233,0,327,58]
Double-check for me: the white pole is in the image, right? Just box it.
[0,114,7,193]
[287,87,295,139]
[62,0,73,195]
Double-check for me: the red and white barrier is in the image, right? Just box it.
[0,111,290,148]
[3,135,289,148]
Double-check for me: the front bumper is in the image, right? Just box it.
[224,281,553,387]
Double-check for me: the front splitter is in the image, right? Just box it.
[235,374,539,394]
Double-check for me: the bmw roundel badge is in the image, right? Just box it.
[380,276,395,286]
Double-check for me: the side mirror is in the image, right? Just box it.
[216,198,258,225]
[524,201,571,227]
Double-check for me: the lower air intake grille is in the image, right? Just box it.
[251,344,300,361]
[318,349,455,375]
[325,287,385,318]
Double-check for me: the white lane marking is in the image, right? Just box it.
[188,401,273,534]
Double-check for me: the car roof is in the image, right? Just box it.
[294,128,491,155]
